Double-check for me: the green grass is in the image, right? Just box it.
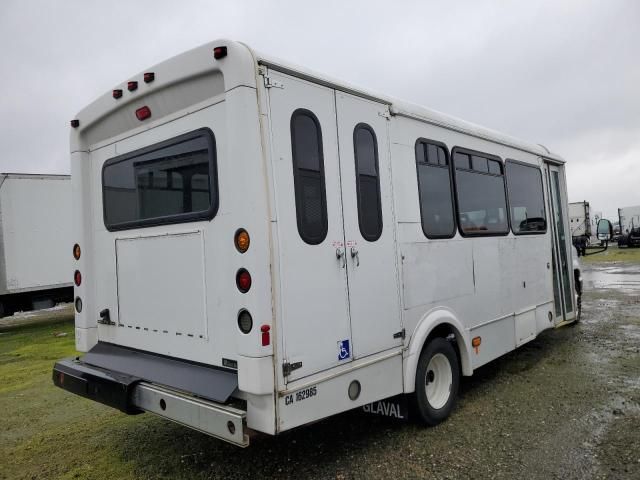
[0,319,145,480]
[580,244,640,263]
[0,317,284,479]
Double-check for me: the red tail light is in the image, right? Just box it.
[135,106,151,121]
[261,325,270,346]
[74,270,82,287]
[236,269,252,293]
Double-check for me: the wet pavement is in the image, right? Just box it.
[583,262,640,294]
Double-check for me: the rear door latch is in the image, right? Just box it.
[282,361,302,377]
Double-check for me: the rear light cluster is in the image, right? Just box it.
[73,244,82,313]
[75,70,159,127]
[234,228,269,345]
[111,73,156,122]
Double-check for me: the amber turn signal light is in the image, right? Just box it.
[234,229,250,253]
[73,243,81,260]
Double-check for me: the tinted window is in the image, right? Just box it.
[102,129,217,231]
[354,124,383,241]
[453,151,470,170]
[291,109,328,245]
[453,149,508,235]
[506,160,547,233]
[415,140,456,238]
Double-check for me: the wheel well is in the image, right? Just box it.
[425,323,462,373]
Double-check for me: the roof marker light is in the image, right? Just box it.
[127,81,138,91]
[113,89,123,99]
[213,46,227,60]
[135,106,151,121]
[70,119,80,128]
[143,72,155,83]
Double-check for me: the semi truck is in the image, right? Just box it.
[569,201,602,255]
[0,173,73,317]
[618,205,640,247]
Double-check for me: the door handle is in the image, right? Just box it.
[336,247,346,268]
[350,247,360,267]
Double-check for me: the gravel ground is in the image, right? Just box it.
[1,258,638,479]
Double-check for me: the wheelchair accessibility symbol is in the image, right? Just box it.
[338,339,351,361]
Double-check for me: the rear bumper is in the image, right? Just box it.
[53,358,141,414]
[53,353,249,446]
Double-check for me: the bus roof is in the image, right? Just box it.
[72,39,564,163]
[253,45,564,163]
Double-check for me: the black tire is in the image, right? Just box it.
[414,337,460,426]
[576,292,582,322]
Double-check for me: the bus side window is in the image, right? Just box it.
[505,160,547,234]
[353,124,383,241]
[415,139,456,239]
[453,148,509,236]
[290,109,328,245]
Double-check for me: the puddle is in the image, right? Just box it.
[582,264,640,294]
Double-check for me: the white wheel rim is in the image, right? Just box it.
[425,353,453,409]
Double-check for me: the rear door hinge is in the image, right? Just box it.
[259,66,284,89]
[282,361,302,377]
[378,106,392,120]
[393,328,405,340]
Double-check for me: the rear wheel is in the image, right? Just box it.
[414,337,460,426]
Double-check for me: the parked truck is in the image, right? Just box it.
[0,173,73,317]
[569,201,594,255]
[618,205,640,248]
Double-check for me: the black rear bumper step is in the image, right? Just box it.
[53,342,239,413]
[53,358,141,414]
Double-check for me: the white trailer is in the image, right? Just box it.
[0,173,73,316]
[618,205,640,233]
[54,40,581,446]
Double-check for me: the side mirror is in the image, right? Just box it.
[597,218,613,241]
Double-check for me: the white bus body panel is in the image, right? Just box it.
[0,174,72,295]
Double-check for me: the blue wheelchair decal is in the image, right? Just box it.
[338,339,350,361]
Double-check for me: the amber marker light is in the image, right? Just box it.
[73,243,81,260]
[472,336,481,354]
[234,229,250,253]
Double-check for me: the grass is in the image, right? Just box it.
[0,319,143,480]
[580,244,640,263]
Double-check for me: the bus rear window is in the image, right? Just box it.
[102,128,218,231]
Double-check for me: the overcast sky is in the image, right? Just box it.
[1,0,638,219]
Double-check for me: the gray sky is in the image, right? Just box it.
[1,0,638,220]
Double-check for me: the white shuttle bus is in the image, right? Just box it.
[54,40,583,447]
